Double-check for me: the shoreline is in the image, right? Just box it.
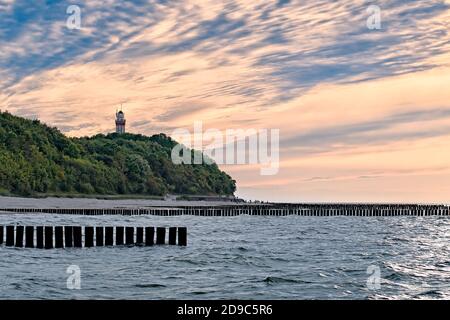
[0,196,448,210]
[0,195,247,209]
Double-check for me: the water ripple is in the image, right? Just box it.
[0,214,449,299]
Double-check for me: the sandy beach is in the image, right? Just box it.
[0,196,245,209]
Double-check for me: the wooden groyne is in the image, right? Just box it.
[0,203,449,216]
[0,225,187,248]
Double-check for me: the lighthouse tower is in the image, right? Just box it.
[115,109,126,133]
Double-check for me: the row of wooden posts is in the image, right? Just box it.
[1,205,449,216]
[0,225,187,248]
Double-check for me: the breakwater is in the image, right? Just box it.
[0,225,187,248]
[1,203,449,216]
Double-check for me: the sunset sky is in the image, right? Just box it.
[1,0,450,203]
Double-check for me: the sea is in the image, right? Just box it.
[0,208,449,300]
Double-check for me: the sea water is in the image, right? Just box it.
[0,213,449,299]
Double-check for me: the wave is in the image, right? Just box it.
[134,283,166,288]
[262,276,311,284]
[414,289,443,299]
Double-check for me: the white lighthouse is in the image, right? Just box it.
[115,109,126,133]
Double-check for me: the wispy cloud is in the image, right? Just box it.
[1,0,450,202]
[283,108,450,152]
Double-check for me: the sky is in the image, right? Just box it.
[1,0,450,203]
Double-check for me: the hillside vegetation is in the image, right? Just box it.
[0,111,236,196]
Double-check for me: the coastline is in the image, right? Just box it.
[0,195,246,209]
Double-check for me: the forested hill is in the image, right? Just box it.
[0,111,236,196]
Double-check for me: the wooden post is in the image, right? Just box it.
[178,227,187,246]
[6,225,14,246]
[116,226,124,245]
[64,226,73,248]
[168,227,177,245]
[145,227,154,246]
[136,227,144,244]
[125,227,134,245]
[54,226,64,248]
[25,226,34,248]
[45,226,53,249]
[36,226,44,249]
[0,225,3,245]
[105,227,113,246]
[15,225,24,247]
[85,227,94,247]
[156,227,166,244]
[96,227,104,246]
[73,226,82,247]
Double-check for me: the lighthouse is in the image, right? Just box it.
[115,109,126,133]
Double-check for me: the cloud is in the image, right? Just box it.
[2,1,449,97]
[154,102,211,122]
[1,0,450,202]
[282,108,450,152]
